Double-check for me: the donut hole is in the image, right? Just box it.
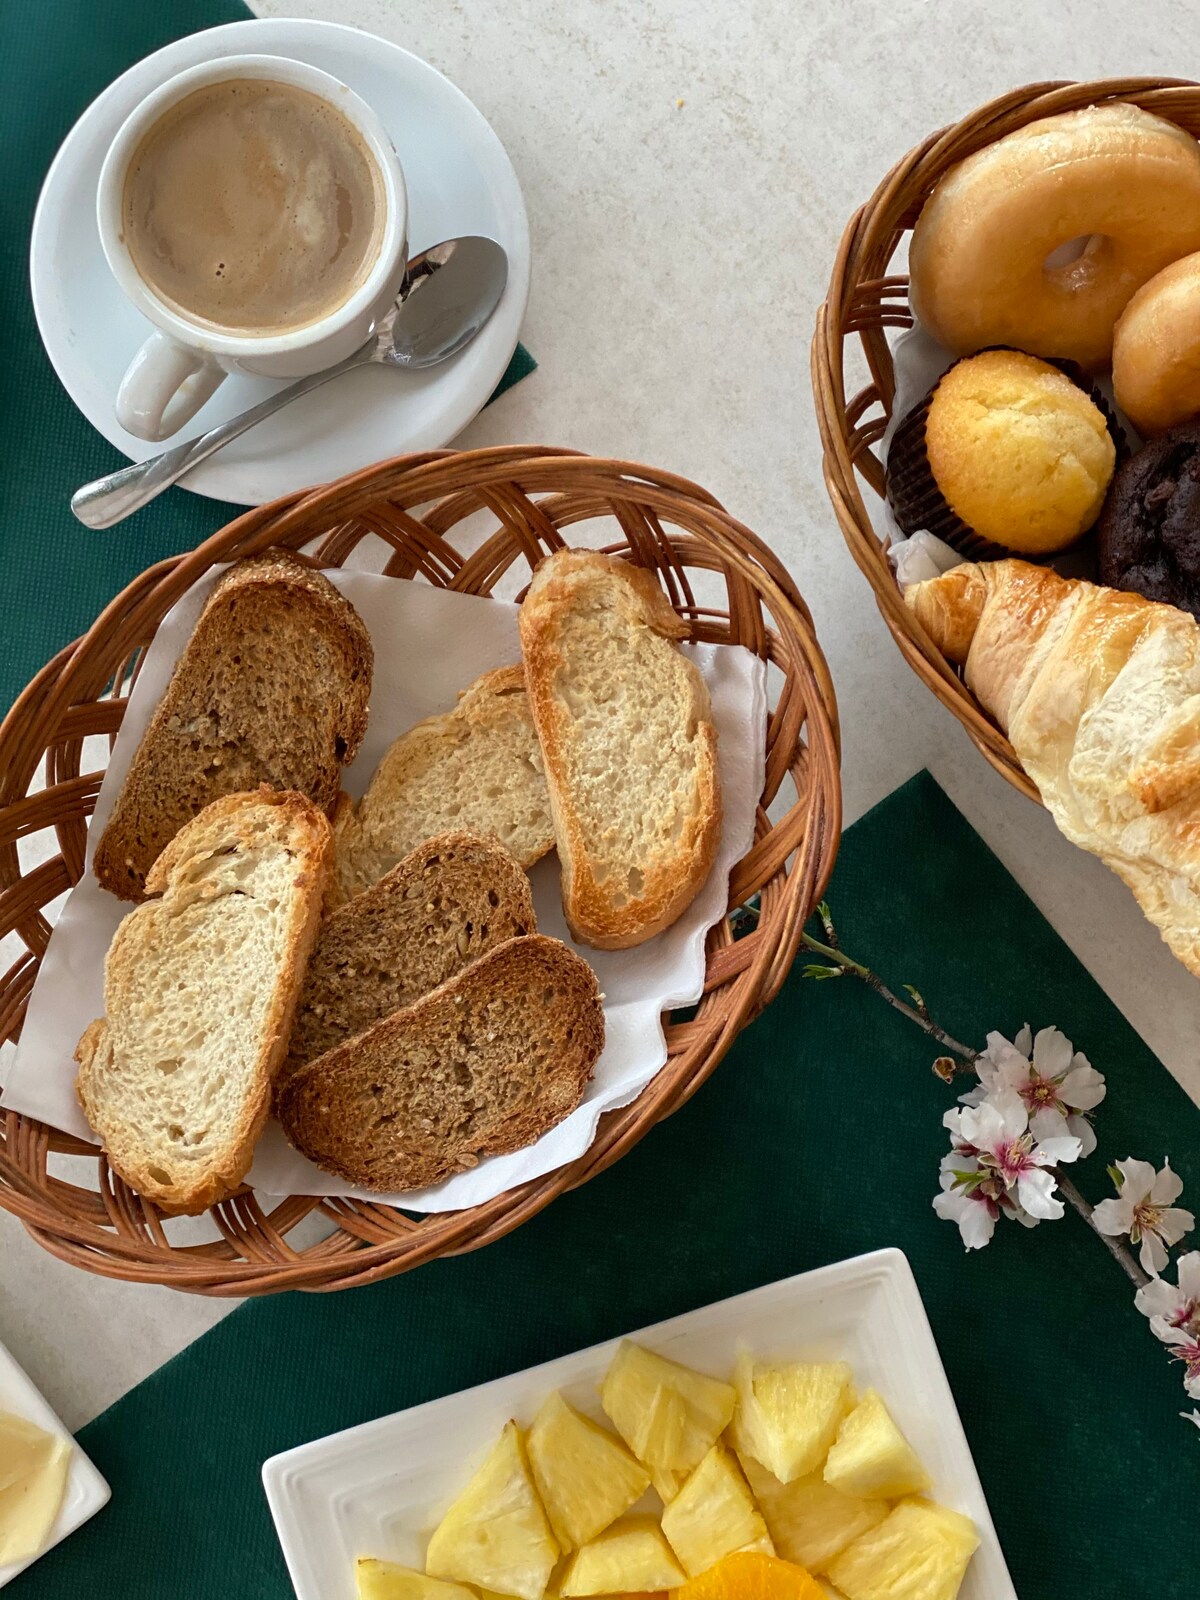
[1043,233,1110,290]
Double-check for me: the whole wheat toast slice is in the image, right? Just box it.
[332,665,554,904]
[276,934,603,1192]
[519,548,721,949]
[94,551,372,901]
[280,830,537,1090]
[76,788,333,1214]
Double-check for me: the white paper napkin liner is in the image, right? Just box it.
[2,566,767,1215]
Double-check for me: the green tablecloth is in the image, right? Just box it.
[11,772,1200,1599]
[0,0,534,716]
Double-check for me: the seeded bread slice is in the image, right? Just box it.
[76,788,333,1214]
[277,934,604,1192]
[332,665,554,904]
[280,830,537,1090]
[519,548,721,949]
[94,551,372,901]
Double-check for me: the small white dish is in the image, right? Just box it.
[0,1338,110,1588]
[29,17,531,507]
[262,1249,1015,1600]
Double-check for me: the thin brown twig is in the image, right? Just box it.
[800,931,979,1067]
[1053,1168,1151,1289]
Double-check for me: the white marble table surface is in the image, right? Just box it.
[4,0,1199,1433]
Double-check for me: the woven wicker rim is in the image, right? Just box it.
[0,445,840,1295]
[811,76,1200,803]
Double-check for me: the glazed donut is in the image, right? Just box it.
[909,103,1200,371]
[1113,252,1200,434]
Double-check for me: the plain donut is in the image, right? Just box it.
[910,103,1200,371]
[1113,251,1200,434]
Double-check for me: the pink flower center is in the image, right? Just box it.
[1130,1199,1167,1242]
[1022,1076,1063,1110]
[1171,1340,1200,1383]
[987,1134,1036,1185]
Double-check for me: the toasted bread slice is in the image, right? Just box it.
[277,935,603,1192]
[332,665,555,904]
[94,551,372,901]
[76,788,332,1214]
[519,548,721,949]
[281,831,537,1089]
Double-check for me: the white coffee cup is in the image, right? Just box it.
[97,55,408,442]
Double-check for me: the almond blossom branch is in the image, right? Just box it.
[780,899,1188,1410]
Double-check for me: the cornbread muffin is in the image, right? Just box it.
[924,351,1117,555]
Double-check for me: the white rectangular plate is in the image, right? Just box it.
[263,1249,1015,1600]
[0,1339,110,1588]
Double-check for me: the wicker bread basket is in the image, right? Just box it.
[812,76,1200,803]
[0,446,840,1295]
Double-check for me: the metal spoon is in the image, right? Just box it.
[72,236,509,529]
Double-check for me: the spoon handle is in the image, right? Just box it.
[71,347,372,529]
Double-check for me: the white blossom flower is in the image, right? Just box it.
[1135,1252,1200,1344]
[962,1025,1106,1155]
[943,1089,1081,1222]
[1093,1159,1195,1276]
[932,1152,1040,1249]
[933,1154,1000,1250]
[1183,1409,1200,1431]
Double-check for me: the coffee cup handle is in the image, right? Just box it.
[115,331,227,442]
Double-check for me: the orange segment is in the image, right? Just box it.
[674,1551,825,1600]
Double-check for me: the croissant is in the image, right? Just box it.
[907,558,1200,976]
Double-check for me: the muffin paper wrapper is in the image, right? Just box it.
[885,346,1128,564]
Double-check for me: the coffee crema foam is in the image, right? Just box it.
[122,78,385,335]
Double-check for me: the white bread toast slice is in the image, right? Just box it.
[94,551,371,901]
[332,665,554,903]
[276,934,603,1192]
[76,788,333,1214]
[519,548,721,948]
[280,830,537,1089]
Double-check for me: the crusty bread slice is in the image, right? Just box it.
[332,665,554,903]
[519,548,721,949]
[276,934,603,1192]
[94,551,372,901]
[76,788,333,1214]
[281,830,537,1087]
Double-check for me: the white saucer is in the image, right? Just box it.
[0,1338,110,1588]
[29,18,531,507]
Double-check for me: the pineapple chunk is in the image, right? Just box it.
[601,1343,735,1478]
[824,1499,979,1600]
[560,1515,684,1595]
[738,1451,887,1571]
[528,1392,651,1549]
[426,1421,559,1600]
[356,1562,477,1600]
[733,1354,854,1483]
[823,1391,931,1500]
[647,1464,685,1505]
[660,1443,773,1578]
[478,1569,563,1600]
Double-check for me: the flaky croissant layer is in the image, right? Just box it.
[907,558,1200,976]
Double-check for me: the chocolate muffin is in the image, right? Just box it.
[1098,420,1200,618]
